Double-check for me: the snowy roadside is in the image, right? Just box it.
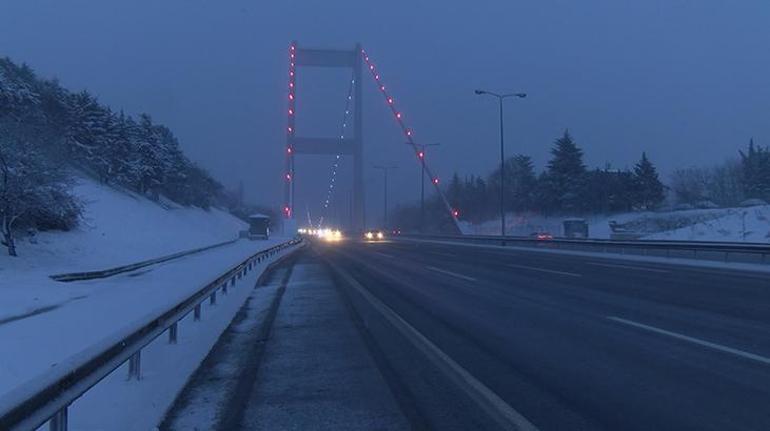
[468,205,770,242]
[1,176,250,324]
[60,245,298,431]
[0,237,294,401]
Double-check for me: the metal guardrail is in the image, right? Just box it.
[401,233,770,264]
[0,237,303,431]
[50,238,239,282]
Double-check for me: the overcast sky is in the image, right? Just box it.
[2,0,769,225]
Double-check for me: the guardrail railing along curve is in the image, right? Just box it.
[401,233,770,264]
[0,237,303,431]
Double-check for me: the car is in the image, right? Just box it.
[531,231,553,241]
[363,229,385,241]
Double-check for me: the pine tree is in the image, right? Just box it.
[488,154,537,213]
[541,130,587,212]
[632,152,665,210]
[740,139,770,201]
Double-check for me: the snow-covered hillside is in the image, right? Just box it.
[2,176,247,273]
[469,205,770,243]
[1,175,248,323]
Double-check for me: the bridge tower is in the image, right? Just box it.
[284,41,364,230]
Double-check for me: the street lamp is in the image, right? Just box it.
[405,142,440,232]
[474,89,526,237]
[373,165,397,229]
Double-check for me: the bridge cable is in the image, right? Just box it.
[359,47,462,232]
[317,70,357,228]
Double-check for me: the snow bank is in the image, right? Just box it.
[0,174,296,430]
[468,206,770,243]
[0,176,248,323]
[3,176,246,273]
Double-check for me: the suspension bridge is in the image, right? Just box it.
[282,41,460,231]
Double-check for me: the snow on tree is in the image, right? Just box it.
[0,56,226,255]
[0,125,80,256]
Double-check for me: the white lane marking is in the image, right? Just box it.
[328,261,538,431]
[608,316,770,366]
[505,263,581,278]
[374,251,395,258]
[428,250,457,258]
[587,262,669,273]
[426,266,478,282]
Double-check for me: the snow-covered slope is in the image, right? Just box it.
[1,176,248,322]
[469,206,770,243]
[644,206,770,242]
[2,176,247,273]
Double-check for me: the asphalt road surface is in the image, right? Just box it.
[316,237,770,431]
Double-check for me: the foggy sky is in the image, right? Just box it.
[2,0,769,226]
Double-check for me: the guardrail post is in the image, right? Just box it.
[222,283,228,295]
[127,350,141,380]
[231,276,236,287]
[168,322,178,344]
[49,405,68,431]
[194,303,201,321]
[210,290,217,306]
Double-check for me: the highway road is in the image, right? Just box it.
[316,237,770,430]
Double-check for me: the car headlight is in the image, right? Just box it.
[365,232,374,239]
[376,231,384,239]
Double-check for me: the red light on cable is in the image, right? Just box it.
[432,177,440,185]
[452,209,459,218]
[288,94,294,100]
[285,173,292,181]
[380,85,385,91]
[369,65,374,71]
[396,112,402,119]
[406,130,412,136]
[387,97,393,104]
[418,151,424,159]
[289,82,294,88]
[287,147,293,154]
[288,109,294,115]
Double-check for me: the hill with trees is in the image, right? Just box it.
[0,57,226,255]
[393,130,768,234]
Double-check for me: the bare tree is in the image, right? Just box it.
[0,125,78,256]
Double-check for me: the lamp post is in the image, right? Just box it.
[474,90,526,237]
[406,142,440,232]
[373,165,397,229]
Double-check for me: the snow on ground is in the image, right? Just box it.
[0,176,248,323]
[0,174,301,430]
[68,247,297,431]
[469,205,770,243]
[0,238,296,417]
[645,206,770,242]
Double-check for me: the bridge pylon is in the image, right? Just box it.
[284,41,365,231]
